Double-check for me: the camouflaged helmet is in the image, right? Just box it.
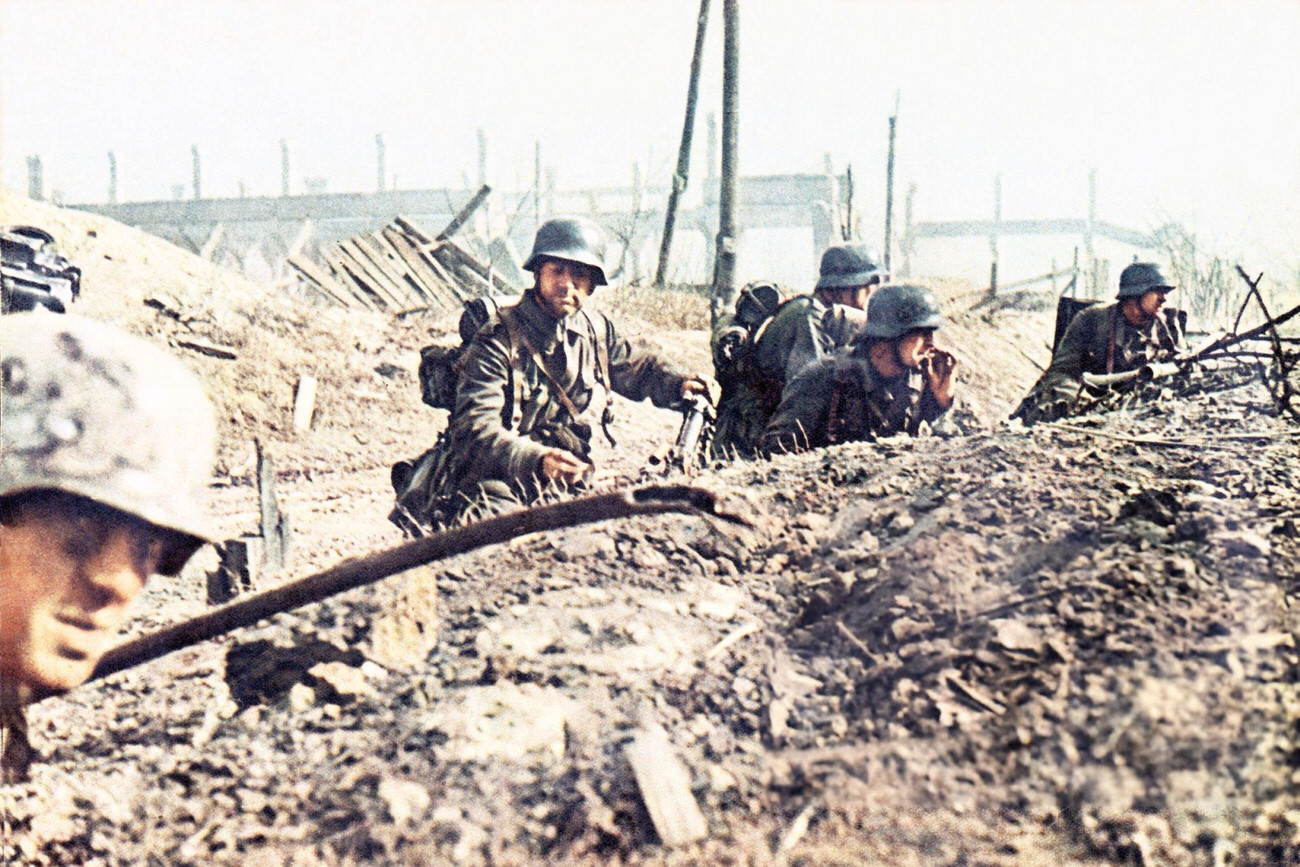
[862,284,945,339]
[1117,262,1176,299]
[1,313,217,574]
[816,244,886,291]
[523,217,609,287]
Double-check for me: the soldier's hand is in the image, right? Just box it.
[681,377,720,406]
[540,449,593,485]
[922,348,958,408]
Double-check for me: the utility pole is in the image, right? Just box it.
[108,152,118,204]
[376,133,386,193]
[989,173,1002,296]
[191,145,202,200]
[712,0,740,323]
[534,140,542,230]
[655,0,710,288]
[280,139,290,197]
[26,156,43,201]
[883,92,900,273]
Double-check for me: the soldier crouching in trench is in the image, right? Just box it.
[760,284,958,455]
[1014,262,1184,423]
[1,313,217,780]
[436,216,715,523]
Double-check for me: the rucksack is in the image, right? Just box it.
[417,295,515,410]
[712,281,787,386]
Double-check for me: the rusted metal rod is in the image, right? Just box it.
[41,485,742,702]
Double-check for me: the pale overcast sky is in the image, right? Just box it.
[2,0,1298,273]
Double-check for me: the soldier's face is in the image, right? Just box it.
[535,259,595,318]
[1138,289,1169,320]
[0,496,163,695]
[895,329,937,370]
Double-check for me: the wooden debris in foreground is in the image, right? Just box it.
[625,720,709,847]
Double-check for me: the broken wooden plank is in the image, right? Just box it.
[381,227,462,311]
[336,258,394,311]
[355,235,425,309]
[175,337,237,360]
[420,245,478,303]
[436,184,492,241]
[440,237,520,294]
[287,255,363,310]
[945,672,1006,714]
[338,239,406,310]
[393,215,436,246]
[371,229,439,307]
[256,440,291,574]
[209,535,262,604]
[293,375,317,433]
[319,244,382,311]
[625,721,708,847]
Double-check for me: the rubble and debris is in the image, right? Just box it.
[3,190,1297,865]
[287,190,521,314]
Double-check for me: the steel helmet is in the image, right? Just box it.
[522,217,609,286]
[816,244,885,291]
[862,284,945,339]
[1117,263,1176,299]
[1,313,217,574]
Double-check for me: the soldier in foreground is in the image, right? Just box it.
[711,244,884,458]
[438,217,714,522]
[760,284,957,455]
[1,313,216,779]
[1016,262,1184,422]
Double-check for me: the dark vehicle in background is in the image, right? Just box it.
[1,226,81,313]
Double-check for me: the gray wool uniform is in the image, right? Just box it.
[710,295,865,458]
[441,289,691,518]
[760,348,948,455]
[1034,303,1183,406]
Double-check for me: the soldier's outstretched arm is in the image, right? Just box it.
[603,314,699,408]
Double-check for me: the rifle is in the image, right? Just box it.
[1080,294,1300,391]
[645,394,716,474]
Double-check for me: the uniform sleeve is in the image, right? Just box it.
[1039,309,1097,398]
[446,326,549,484]
[604,316,690,409]
[760,361,834,455]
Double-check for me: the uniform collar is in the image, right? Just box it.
[518,290,586,352]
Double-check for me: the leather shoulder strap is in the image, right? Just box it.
[502,307,583,422]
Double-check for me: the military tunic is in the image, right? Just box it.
[1034,302,1183,406]
[711,295,866,458]
[760,350,948,455]
[442,290,690,517]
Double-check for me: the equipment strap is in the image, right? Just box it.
[501,310,585,424]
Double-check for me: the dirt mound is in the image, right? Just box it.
[11,196,1289,866]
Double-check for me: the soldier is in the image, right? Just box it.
[1,313,216,778]
[761,284,957,455]
[711,244,884,458]
[438,217,713,522]
[1018,262,1183,421]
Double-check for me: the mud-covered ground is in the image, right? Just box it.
[2,196,1298,865]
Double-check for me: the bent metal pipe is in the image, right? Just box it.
[34,484,747,704]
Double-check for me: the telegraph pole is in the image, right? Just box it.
[883,92,900,272]
[655,0,710,288]
[712,0,739,323]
